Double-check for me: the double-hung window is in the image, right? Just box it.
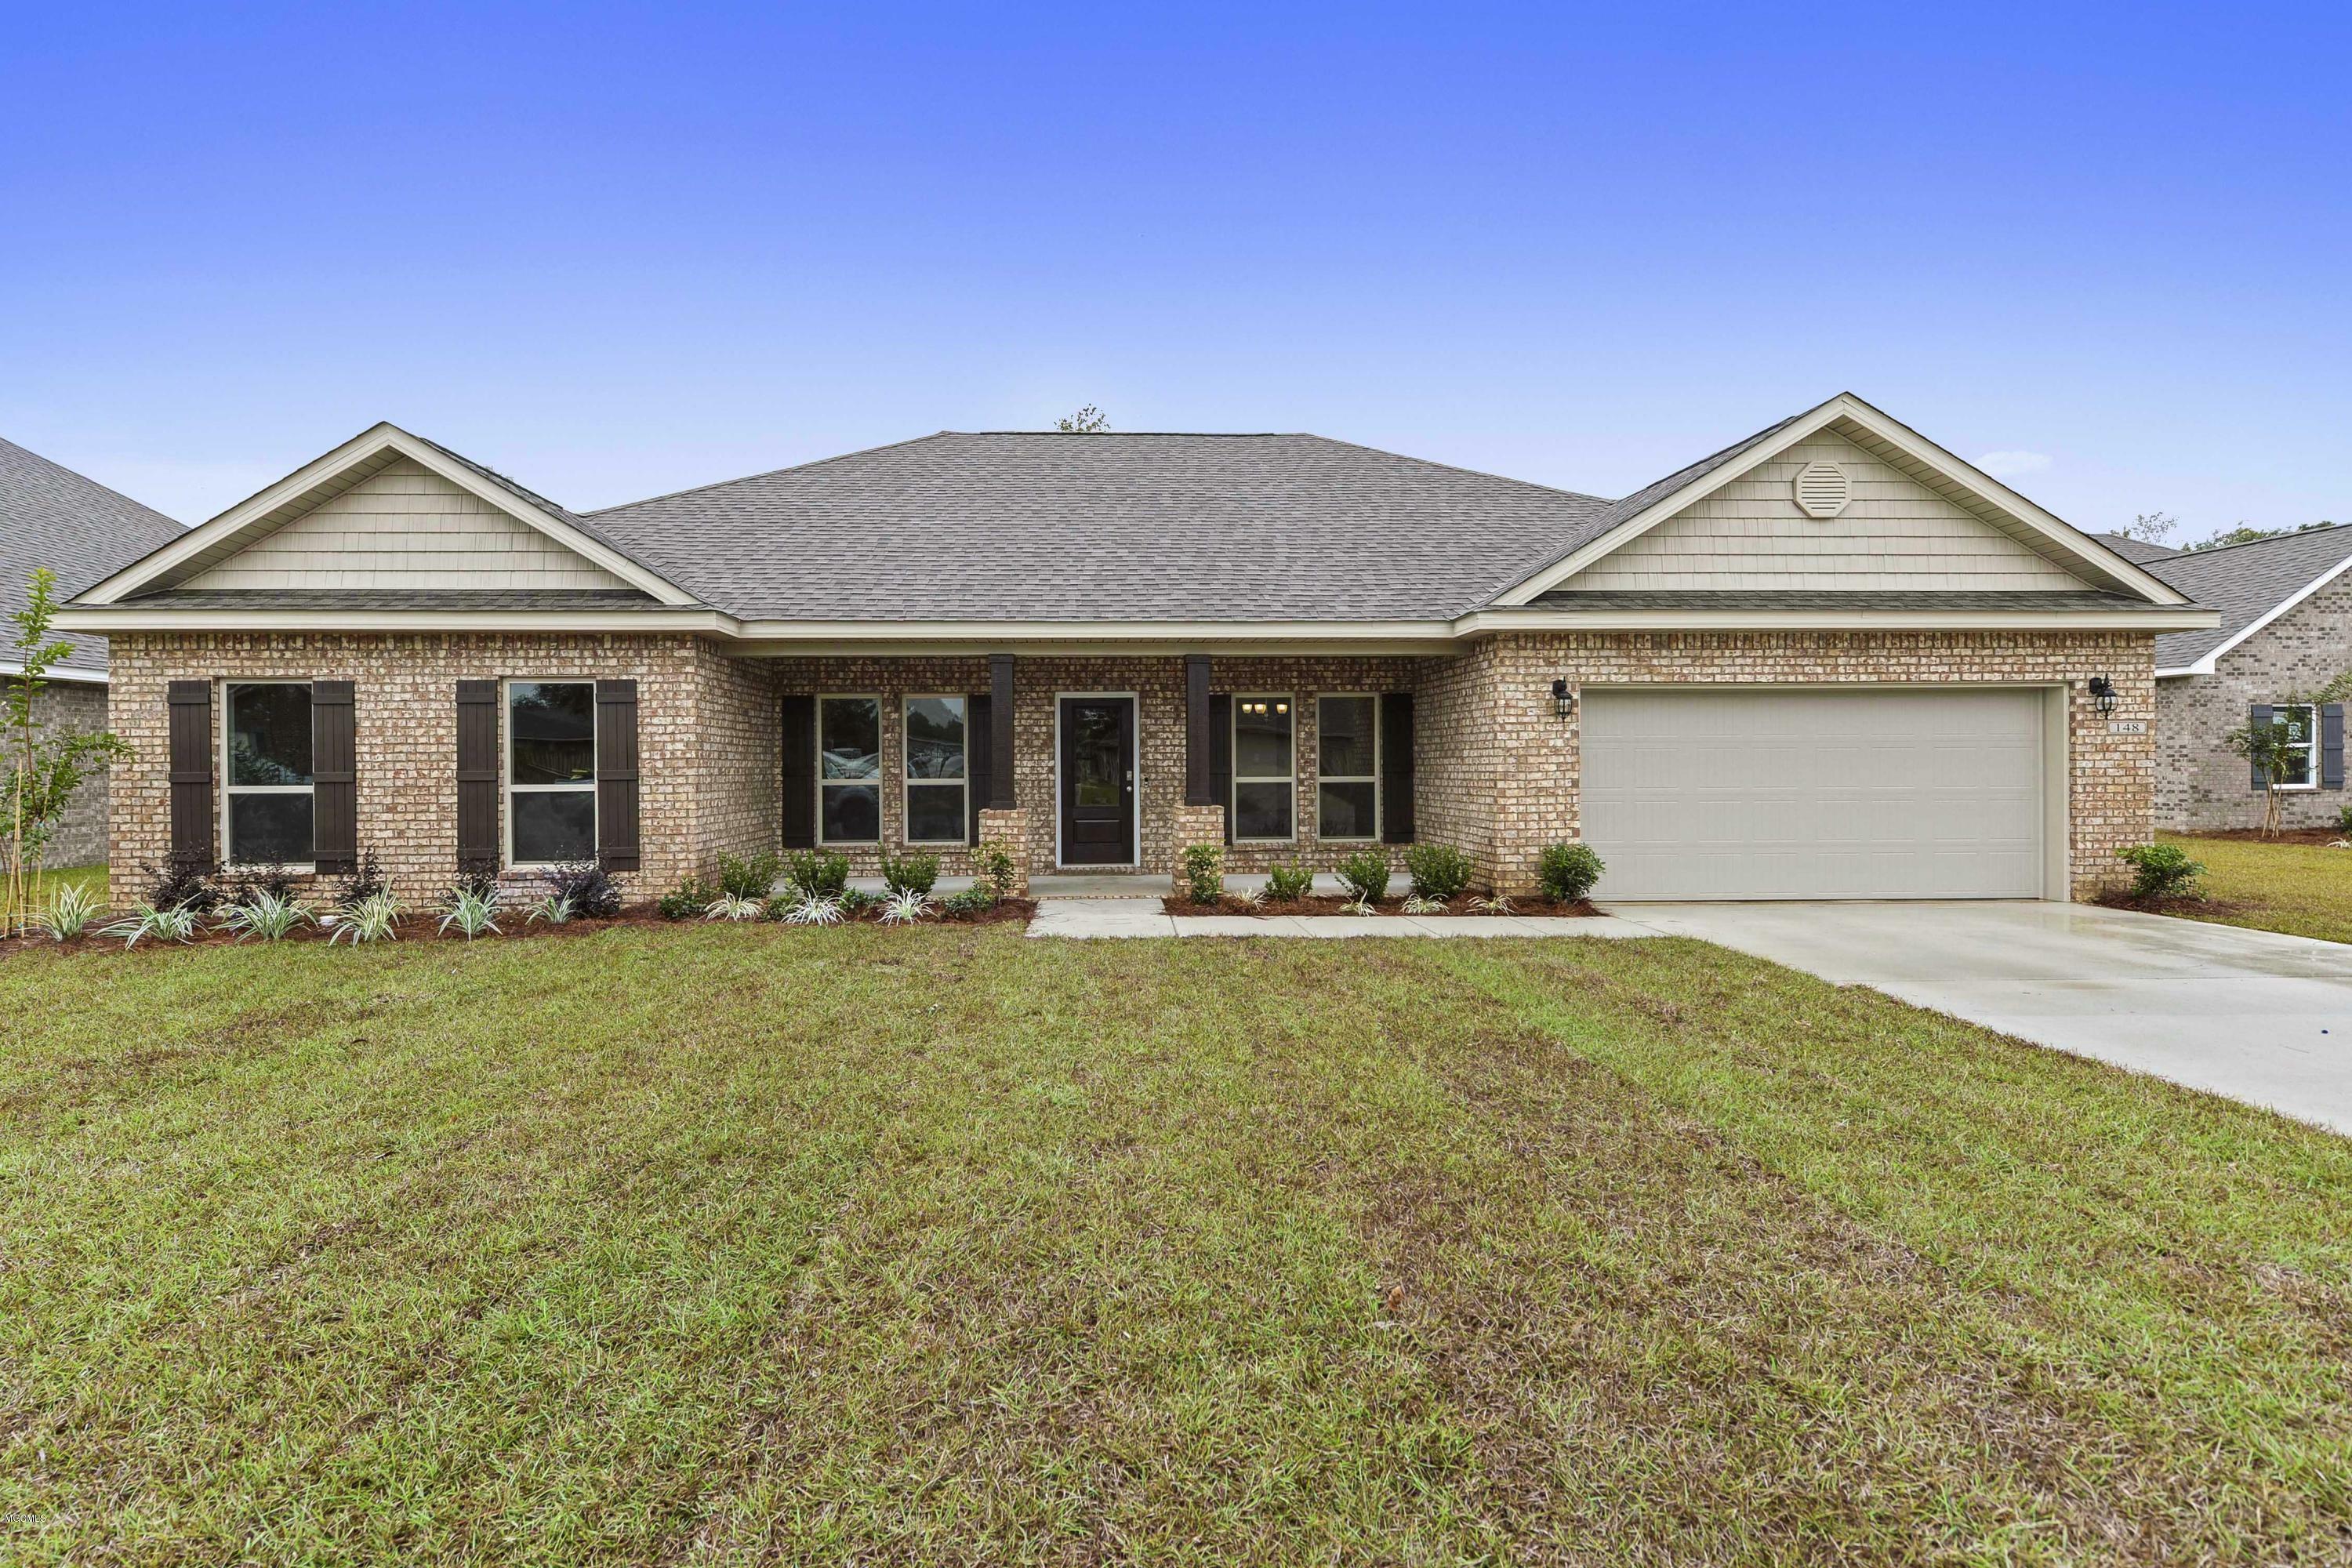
[904,695,967,844]
[819,695,883,842]
[1232,694,1294,841]
[2275,702,2320,789]
[223,681,314,866]
[1316,695,1379,840]
[507,681,597,865]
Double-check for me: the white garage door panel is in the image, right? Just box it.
[1582,689,2045,900]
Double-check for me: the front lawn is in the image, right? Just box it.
[2159,830,2352,944]
[2,927,2348,1563]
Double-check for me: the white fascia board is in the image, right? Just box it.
[728,618,1458,644]
[1490,394,2194,608]
[1458,605,2221,634]
[0,662,107,683]
[76,424,697,607]
[53,606,739,635]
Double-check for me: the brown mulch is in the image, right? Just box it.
[2176,827,2346,846]
[0,897,1036,959]
[1163,892,1602,919]
[2091,891,2256,919]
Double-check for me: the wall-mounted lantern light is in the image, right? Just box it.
[1551,678,1574,720]
[2088,675,2118,715]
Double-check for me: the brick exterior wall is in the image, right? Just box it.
[2154,575,2352,831]
[16,681,114,869]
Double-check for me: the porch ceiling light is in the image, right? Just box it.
[1551,678,1574,720]
[2088,675,2118,715]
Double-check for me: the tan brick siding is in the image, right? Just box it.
[2154,575,2352,832]
[17,682,114,869]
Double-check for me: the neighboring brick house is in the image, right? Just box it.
[60,393,2212,904]
[0,438,184,869]
[2104,526,2352,831]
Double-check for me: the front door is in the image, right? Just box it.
[1058,696,1135,865]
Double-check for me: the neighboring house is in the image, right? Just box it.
[59,392,2212,904]
[2106,526,2352,831]
[0,438,184,868]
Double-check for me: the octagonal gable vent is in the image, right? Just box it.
[1793,460,1850,518]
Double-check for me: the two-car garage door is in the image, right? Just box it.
[1580,688,2050,900]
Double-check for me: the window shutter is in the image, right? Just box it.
[1380,691,1415,844]
[595,679,640,871]
[456,681,500,872]
[1208,694,1232,845]
[967,692,992,844]
[310,681,358,874]
[779,694,816,849]
[2325,703,2346,790]
[166,680,214,870]
[2249,703,2273,793]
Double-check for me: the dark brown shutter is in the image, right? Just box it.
[1208,693,1232,845]
[456,681,500,871]
[2325,703,2346,789]
[595,680,640,871]
[2250,704,2272,793]
[166,680,214,870]
[1184,655,1213,806]
[780,693,816,849]
[310,681,357,874]
[988,655,1016,808]
[1380,691,1415,844]
[967,693,991,844]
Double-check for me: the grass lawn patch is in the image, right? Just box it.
[3,927,2349,1563]
[2158,831,2352,944]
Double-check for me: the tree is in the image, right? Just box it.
[2224,709,2305,838]
[2118,510,2177,545]
[1054,405,1109,433]
[3,568,132,932]
[2186,520,2338,552]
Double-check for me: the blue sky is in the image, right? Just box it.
[3,2,2347,543]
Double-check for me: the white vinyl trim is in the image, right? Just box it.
[503,678,599,870]
[220,678,315,872]
[2163,550,2352,676]
[0,662,107,683]
[1313,693,1380,842]
[902,694,970,846]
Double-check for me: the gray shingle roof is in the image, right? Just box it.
[2093,532,2183,564]
[2140,525,2352,670]
[0,437,183,671]
[584,432,1616,620]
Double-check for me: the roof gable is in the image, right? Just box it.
[78,424,695,607]
[2143,524,2352,673]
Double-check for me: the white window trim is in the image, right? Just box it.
[2274,702,2321,791]
[818,692,884,845]
[1231,692,1297,844]
[220,678,316,872]
[902,693,970,846]
[1315,692,1381,843]
[504,678,599,870]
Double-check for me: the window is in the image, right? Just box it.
[223,681,314,865]
[2275,703,2320,789]
[904,695,967,844]
[508,681,597,865]
[1232,694,1294,840]
[1317,695,1379,840]
[820,695,882,842]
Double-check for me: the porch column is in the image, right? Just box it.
[1171,654,1226,884]
[977,653,1029,896]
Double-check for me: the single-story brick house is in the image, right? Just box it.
[59,393,2213,904]
[2098,525,2352,831]
[1,437,184,868]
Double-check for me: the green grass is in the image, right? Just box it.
[3,927,2349,1563]
[2161,831,2352,943]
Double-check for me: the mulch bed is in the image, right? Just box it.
[1163,893,1602,918]
[0,898,1036,959]
[2091,891,2256,919]
[2173,828,2347,847]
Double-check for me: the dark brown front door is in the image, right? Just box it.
[1059,696,1134,865]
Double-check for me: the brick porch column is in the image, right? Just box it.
[1171,654,1226,882]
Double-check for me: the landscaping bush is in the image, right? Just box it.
[784,849,849,898]
[975,842,1017,900]
[1403,843,1472,902]
[1535,843,1604,902]
[716,850,782,902]
[1180,844,1223,906]
[223,868,299,908]
[658,877,717,921]
[1334,850,1391,903]
[333,849,387,913]
[1265,862,1314,902]
[2118,841,2205,902]
[543,860,624,920]
[141,860,221,914]
[448,864,500,906]
[941,884,996,917]
[2339,802,2352,835]
[880,850,940,897]
[837,887,883,918]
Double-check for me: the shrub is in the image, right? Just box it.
[142,860,221,914]
[102,902,201,948]
[543,860,623,920]
[1334,850,1391,903]
[1401,894,1446,916]
[975,842,1018,899]
[2117,841,2205,902]
[781,891,846,926]
[880,850,940,897]
[526,894,575,927]
[448,864,500,906]
[703,893,765,921]
[1265,862,1314,902]
[1469,894,1513,915]
[437,886,502,940]
[2339,802,2352,835]
[784,849,849,898]
[1180,844,1223,906]
[1403,844,1472,901]
[1534,843,1604,902]
[224,867,299,908]
[217,890,312,942]
[880,887,932,924]
[658,877,717,920]
[940,884,996,917]
[34,882,103,942]
[837,887,883,919]
[325,891,401,944]
[333,848,388,913]
[716,850,782,902]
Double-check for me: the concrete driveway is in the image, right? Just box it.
[1612,901,2352,1135]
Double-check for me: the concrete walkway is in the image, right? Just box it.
[1623,900,2352,1135]
[1026,897,1660,941]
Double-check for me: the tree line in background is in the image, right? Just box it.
[2116,510,2340,551]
